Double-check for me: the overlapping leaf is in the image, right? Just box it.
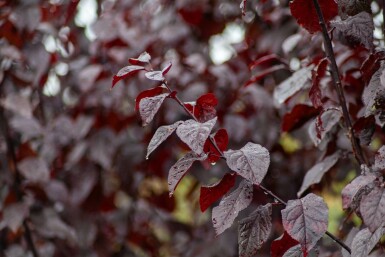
[351,226,385,257]
[112,65,145,88]
[360,185,385,233]
[203,128,229,163]
[374,146,385,171]
[281,104,319,132]
[224,142,270,185]
[341,173,377,210]
[145,71,165,81]
[298,152,340,196]
[308,108,342,146]
[212,180,253,235]
[176,117,217,155]
[139,93,169,126]
[168,151,207,196]
[146,121,183,159]
[309,58,328,108]
[290,0,338,33]
[199,173,236,212]
[273,66,313,105]
[271,232,300,257]
[281,193,328,252]
[362,63,385,116]
[332,12,374,49]
[238,204,272,257]
[129,52,151,64]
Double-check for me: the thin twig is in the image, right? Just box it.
[0,82,40,257]
[162,80,352,254]
[383,0,385,42]
[311,0,367,167]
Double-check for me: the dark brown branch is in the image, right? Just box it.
[0,90,40,257]
[383,0,385,41]
[311,0,367,167]
[162,80,352,254]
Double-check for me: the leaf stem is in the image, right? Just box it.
[311,0,367,167]
[162,80,351,253]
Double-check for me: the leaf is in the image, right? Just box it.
[273,66,313,105]
[162,62,172,75]
[146,121,183,159]
[240,0,247,16]
[145,71,165,81]
[18,157,50,184]
[351,226,385,257]
[203,128,229,163]
[360,185,385,233]
[176,117,217,155]
[374,146,385,171]
[281,193,328,252]
[298,152,340,197]
[352,115,376,145]
[341,173,377,210]
[200,173,236,212]
[129,52,151,64]
[135,87,164,111]
[168,151,207,196]
[224,142,270,185]
[212,179,253,235]
[308,108,342,146]
[290,0,338,33]
[337,0,372,19]
[1,202,29,232]
[365,65,385,115]
[191,93,218,122]
[309,58,329,108]
[282,245,303,257]
[112,65,145,88]
[238,204,272,257]
[271,232,300,257]
[332,12,374,49]
[281,104,319,132]
[138,93,169,126]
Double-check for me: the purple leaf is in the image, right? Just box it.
[281,193,328,252]
[353,115,376,145]
[18,157,50,184]
[273,66,313,105]
[146,121,183,159]
[139,93,169,126]
[282,244,303,257]
[168,151,207,196]
[145,71,165,81]
[224,142,270,185]
[351,226,385,257]
[374,146,385,171]
[298,152,340,196]
[331,12,374,50]
[341,173,377,210]
[363,65,385,116]
[112,65,145,88]
[360,185,385,233]
[176,117,217,155]
[212,180,253,235]
[238,204,272,257]
[308,108,342,146]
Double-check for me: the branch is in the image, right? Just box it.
[311,0,367,167]
[162,80,351,254]
[0,90,40,257]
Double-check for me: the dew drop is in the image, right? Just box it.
[211,162,216,166]
[263,191,268,195]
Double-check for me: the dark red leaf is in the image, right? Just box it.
[197,93,218,107]
[360,51,385,84]
[199,173,236,212]
[203,128,229,163]
[271,232,300,257]
[128,52,151,65]
[112,65,145,88]
[290,0,338,34]
[310,58,329,108]
[195,93,218,122]
[353,115,376,145]
[282,104,319,132]
[135,87,164,111]
[162,62,172,75]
